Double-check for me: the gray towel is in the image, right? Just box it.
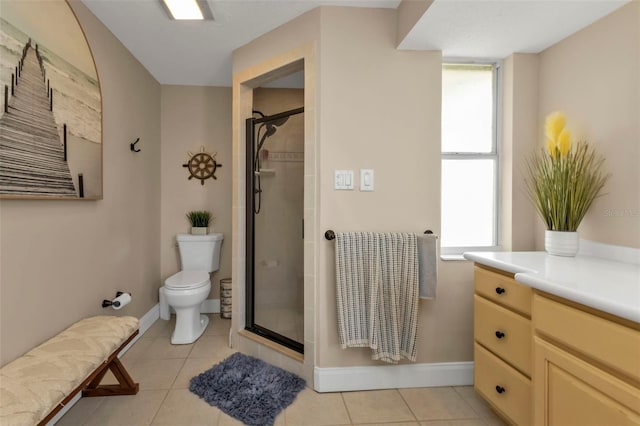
[417,234,438,299]
[335,232,419,363]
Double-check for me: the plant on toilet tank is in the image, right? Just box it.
[187,210,213,235]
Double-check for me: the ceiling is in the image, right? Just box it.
[398,0,630,58]
[82,0,630,87]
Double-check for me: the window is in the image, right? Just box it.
[441,62,500,255]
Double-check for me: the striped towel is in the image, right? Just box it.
[335,232,419,363]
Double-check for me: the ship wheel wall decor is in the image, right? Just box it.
[183,146,222,185]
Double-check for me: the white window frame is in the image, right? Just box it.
[441,59,502,258]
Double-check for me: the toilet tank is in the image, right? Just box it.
[176,233,224,272]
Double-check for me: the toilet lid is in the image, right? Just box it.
[165,271,210,290]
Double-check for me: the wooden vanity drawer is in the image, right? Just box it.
[474,295,531,377]
[475,266,532,316]
[475,343,531,426]
[533,293,640,383]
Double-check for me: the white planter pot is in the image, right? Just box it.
[545,230,579,257]
[191,227,209,235]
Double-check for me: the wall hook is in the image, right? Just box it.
[130,138,141,153]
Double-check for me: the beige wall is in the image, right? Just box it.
[501,53,539,251]
[0,1,161,365]
[537,2,640,248]
[233,6,478,373]
[316,7,477,367]
[160,86,233,298]
[232,8,321,77]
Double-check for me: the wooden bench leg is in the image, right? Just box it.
[83,357,139,397]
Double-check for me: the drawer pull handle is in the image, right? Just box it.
[495,331,505,339]
[495,287,506,295]
[496,385,506,394]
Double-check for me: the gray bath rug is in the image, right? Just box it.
[190,352,306,426]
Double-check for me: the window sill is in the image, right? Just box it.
[440,254,468,261]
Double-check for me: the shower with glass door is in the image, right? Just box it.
[245,97,304,353]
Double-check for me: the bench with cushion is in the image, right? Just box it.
[0,316,139,425]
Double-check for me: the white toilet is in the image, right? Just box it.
[159,233,224,344]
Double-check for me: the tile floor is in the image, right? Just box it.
[58,316,506,426]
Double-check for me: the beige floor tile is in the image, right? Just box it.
[217,412,246,425]
[121,338,155,361]
[129,358,185,390]
[57,396,105,426]
[285,387,351,426]
[273,412,286,426]
[151,388,220,425]
[173,357,220,389]
[99,369,118,385]
[144,319,173,338]
[84,390,167,426]
[141,335,194,359]
[452,387,507,426]
[65,331,509,426]
[343,389,416,424]
[217,410,286,426]
[399,387,477,421]
[204,316,232,336]
[189,335,237,360]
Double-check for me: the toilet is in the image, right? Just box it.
[159,233,224,344]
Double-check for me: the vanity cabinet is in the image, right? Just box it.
[468,250,640,425]
[473,265,532,425]
[533,293,640,425]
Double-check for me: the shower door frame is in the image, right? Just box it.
[245,107,305,354]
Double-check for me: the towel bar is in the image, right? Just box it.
[324,229,436,241]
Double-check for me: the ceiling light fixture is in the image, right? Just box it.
[161,0,214,20]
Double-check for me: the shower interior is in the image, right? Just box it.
[246,94,304,353]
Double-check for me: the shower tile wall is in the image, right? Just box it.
[253,88,304,343]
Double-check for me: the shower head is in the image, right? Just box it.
[256,110,298,154]
[264,125,277,138]
[264,116,289,138]
[257,125,274,153]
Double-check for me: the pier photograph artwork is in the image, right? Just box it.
[0,0,102,199]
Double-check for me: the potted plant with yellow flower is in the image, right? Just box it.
[525,112,609,256]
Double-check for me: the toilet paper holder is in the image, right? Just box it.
[102,291,131,309]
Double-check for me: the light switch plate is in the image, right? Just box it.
[334,170,354,190]
[360,169,374,191]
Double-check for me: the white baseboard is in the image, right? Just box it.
[47,393,82,426]
[49,303,161,425]
[313,362,474,392]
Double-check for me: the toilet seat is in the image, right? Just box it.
[165,271,210,290]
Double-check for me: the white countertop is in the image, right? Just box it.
[463,251,640,323]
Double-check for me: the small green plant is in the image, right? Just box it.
[186,210,211,227]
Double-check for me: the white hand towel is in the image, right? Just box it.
[417,234,438,299]
[335,232,419,363]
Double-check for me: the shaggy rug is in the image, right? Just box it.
[190,352,306,426]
